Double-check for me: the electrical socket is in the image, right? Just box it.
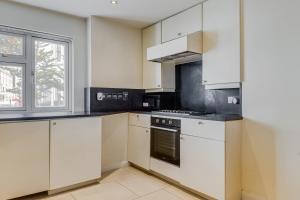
[228,96,239,104]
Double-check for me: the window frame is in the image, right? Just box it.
[0,26,73,113]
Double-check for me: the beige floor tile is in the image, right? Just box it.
[100,167,142,183]
[71,182,137,200]
[116,172,169,196]
[164,185,205,200]
[41,193,75,200]
[125,166,150,176]
[135,190,181,200]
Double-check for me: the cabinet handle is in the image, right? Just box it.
[202,80,207,83]
[177,32,182,36]
[52,122,57,126]
[198,121,203,125]
[146,130,149,133]
[180,137,184,140]
[157,84,161,88]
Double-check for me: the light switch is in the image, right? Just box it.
[228,97,234,104]
[97,92,105,101]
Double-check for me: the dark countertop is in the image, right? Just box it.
[0,111,242,122]
[0,111,125,122]
[131,111,243,121]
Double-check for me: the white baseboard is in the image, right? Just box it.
[101,161,129,173]
[242,191,267,200]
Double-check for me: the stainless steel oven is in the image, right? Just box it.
[150,116,181,166]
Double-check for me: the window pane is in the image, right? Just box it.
[34,39,67,108]
[0,33,24,56]
[0,64,23,108]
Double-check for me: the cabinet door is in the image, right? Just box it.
[180,135,225,200]
[202,0,240,86]
[0,121,49,200]
[50,117,102,190]
[143,23,162,89]
[162,4,202,43]
[128,126,150,170]
[102,113,129,172]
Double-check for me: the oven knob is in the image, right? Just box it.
[162,119,166,124]
[156,119,160,123]
[168,120,173,125]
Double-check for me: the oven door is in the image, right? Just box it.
[150,126,180,166]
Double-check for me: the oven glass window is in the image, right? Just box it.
[151,128,180,166]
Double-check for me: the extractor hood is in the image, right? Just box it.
[147,31,202,65]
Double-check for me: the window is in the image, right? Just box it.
[0,64,24,108]
[0,32,24,56]
[0,27,72,112]
[34,39,68,109]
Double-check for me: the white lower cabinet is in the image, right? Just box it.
[0,121,49,200]
[180,119,241,200]
[128,113,151,170]
[180,135,225,200]
[128,125,150,170]
[50,117,102,190]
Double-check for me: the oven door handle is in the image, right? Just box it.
[151,126,179,133]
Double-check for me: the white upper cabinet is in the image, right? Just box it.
[162,4,203,43]
[202,0,241,89]
[142,23,175,91]
[143,23,162,89]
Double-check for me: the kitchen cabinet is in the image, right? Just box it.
[102,113,129,172]
[181,135,225,199]
[181,118,225,141]
[180,119,241,200]
[128,113,151,170]
[162,4,202,43]
[0,121,49,200]
[202,0,241,89]
[142,23,175,91]
[50,117,102,191]
[129,113,151,128]
[128,126,150,170]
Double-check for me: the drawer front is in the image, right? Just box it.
[129,113,151,128]
[181,119,225,141]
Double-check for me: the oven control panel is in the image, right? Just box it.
[151,117,181,128]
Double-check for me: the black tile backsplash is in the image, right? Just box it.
[86,61,242,115]
[175,61,206,112]
[175,61,242,115]
[85,88,145,112]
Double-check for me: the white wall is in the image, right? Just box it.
[242,0,300,199]
[88,16,142,89]
[0,0,87,112]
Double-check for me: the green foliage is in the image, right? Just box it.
[35,41,65,106]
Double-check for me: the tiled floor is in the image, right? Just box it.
[16,166,205,200]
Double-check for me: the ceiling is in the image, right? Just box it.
[12,0,204,28]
